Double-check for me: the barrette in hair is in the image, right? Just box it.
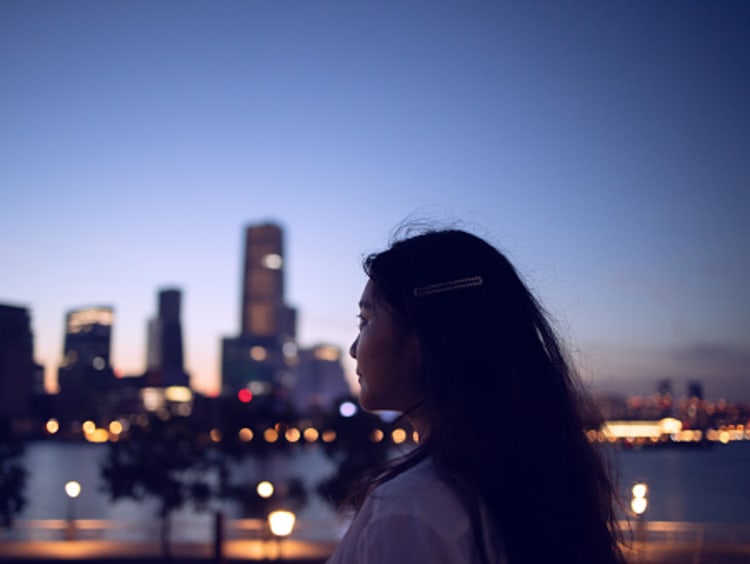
[413,276,483,297]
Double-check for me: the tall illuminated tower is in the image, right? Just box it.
[221,222,297,399]
[240,223,296,340]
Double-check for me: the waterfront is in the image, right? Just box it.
[615,442,750,523]
[14,441,345,542]
[11,440,750,539]
[1,441,749,564]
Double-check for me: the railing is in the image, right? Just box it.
[1,516,342,543]
[4,518,750,549]
[3,519,750,564]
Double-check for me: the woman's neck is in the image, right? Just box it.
[405,403,430,440]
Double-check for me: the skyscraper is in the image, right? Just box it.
[145,288,190,387]
[240,223,296,340]
[0,304,42,420]
[57,306,117,419]
[222,222,297,399]
[688,381,704,400]
[59,306,114,378]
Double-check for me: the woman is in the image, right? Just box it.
[327,228,624,564]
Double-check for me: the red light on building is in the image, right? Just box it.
[238,389,253,403]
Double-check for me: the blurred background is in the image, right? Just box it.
[1,0,749,560]
[2,0,748,401]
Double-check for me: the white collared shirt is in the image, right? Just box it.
[327,458,506,564]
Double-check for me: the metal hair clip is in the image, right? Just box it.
[413,276,484,297]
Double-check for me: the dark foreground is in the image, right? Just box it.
[1,539,750,564]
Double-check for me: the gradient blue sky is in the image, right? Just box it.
[2,1,748,400]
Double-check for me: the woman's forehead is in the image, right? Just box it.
[358,280,376,310]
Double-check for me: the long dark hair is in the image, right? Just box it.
[353,228,624,564]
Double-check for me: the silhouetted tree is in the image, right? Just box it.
[0,419,26,529]
[213,397,310,519]
[99,414,212,558]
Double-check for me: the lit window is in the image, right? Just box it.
[249,381,272,395]
[262,253,282,269]
[314,346,340,361]
[165,386,192,402]
[141,388,165,412]
[250,346,267,361]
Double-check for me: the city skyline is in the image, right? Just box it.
[4,215,747,403]
[2,2,749,401]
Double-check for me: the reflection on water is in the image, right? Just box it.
[18,441,750,541]
[615,442,750,523]
[20,442,343,541]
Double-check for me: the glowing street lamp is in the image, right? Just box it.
[65,480,81,499]
[268,510,296,559]
[64,481,81,540]
[630,482,648,516]
[630,482,648,543]
[257,481,274,499]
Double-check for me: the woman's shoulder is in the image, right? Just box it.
[330,457,506,564]
[372,457,442,497]
[367,458,471,530]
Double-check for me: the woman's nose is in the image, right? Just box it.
[349,336,358,359]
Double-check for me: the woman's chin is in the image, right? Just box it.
[357,394,380,413]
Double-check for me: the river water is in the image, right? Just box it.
[13,440,750,541]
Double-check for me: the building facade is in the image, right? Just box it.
[0,304,42,421]
[57,306,117,419]
[145,288,190,387]
[240,223,296,340]
[222,222,298,401]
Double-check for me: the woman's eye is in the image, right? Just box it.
[356,314,368,329]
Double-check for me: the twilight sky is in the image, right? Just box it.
[1,1,748,401]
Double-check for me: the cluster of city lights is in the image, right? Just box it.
[45,418,128,443]
[46,413,747,447]
[590,418,750,445]
[44,417,419,446]
[211,423,418,446]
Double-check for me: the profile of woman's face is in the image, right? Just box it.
[350,280,422,412]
